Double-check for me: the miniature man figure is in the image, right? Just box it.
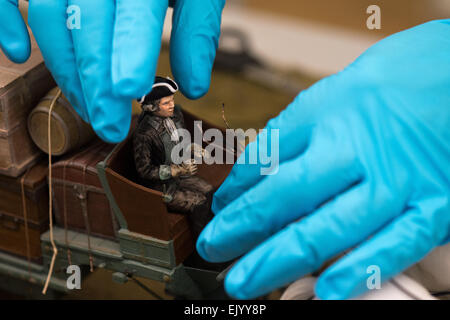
[133,76,214,239]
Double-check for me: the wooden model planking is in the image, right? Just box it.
[0,160,49,263]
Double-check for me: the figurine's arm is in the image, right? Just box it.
[133,133,165,181]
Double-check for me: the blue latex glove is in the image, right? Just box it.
[1,0,224,143]
[197,20,450,300]
[0,0,30,63]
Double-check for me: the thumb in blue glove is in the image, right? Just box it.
[197,19,450,300]
[0,0,30,63]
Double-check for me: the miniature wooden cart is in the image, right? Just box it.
[0,109,234,299]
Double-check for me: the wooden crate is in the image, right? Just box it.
[0,212,48,263]
[0,29,55,177]
[51,140,119,240]
[0,31,55,132]
[0,160,49,262]
[0,122,41,177]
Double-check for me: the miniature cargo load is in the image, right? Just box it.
[28,87,95,156]
[0,160,49,262]
[0,30,56,177]
[0,121,41,177]
[51,139,118,241]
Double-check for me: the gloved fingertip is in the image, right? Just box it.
[0,0,31,63]
[171,0,223,100]
[171,40,213,100]
[314,278,343,300]
[196,223,228,263]
[112,0,165,99]
[195,234,208,260]
[91,119,130,144]
[315,272,352,300]
[196,225,215,261]
[224,266,248,300]
[88,98,132,144]
[177,72,211,100]
[2,39,31,63]
[211,192,226,214]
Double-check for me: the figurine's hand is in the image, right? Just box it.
[0,0,30,63]
[197,20,450,300]
[170,164,185,178]
[171,161,197,178]
[182,160,198,176]
[27,0,225,143]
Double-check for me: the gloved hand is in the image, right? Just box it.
[197,20,450,300]
[0,0,30,63]
[0,0,225,143]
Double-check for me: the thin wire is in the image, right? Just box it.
[221,103,245,154]
[42,88,62,295]
[62,164,72,265]
[221,103,231,129]
[131,276,164,300]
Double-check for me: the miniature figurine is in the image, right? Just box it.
[133,76,214,240]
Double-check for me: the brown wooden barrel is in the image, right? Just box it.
[27,87,95,156]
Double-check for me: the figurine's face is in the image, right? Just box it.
[155,95,175,117]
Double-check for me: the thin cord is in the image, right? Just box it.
[62,164,72,265]
[20,169,32,280]
[130,276,164,300]
[42,88,62,295]
[83,165,94,272]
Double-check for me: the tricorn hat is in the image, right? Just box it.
[137,76,178,105]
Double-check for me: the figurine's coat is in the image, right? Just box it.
[133,105,214,238]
